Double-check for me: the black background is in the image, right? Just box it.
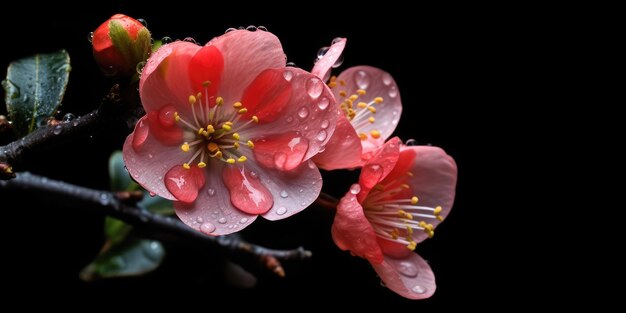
[0,3,517,309]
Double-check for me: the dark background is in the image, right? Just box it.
[0,3,519,309]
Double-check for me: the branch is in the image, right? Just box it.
[0,172,312,272]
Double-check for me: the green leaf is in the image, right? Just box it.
[104,217,132,245]
[108,150,138,191]
[79,237,165,281]
[2,50,71,137]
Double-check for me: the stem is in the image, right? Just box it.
[315,191,340,209]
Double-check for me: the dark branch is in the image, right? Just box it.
[0,172,312,266]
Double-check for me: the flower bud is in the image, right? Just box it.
[92,14,151,78]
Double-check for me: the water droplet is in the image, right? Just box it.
[306,77,323,99]
[405,139,418,146]
[317,46,329,59]
[354,70,371,89]
[280,190,289,198]
[397,262,418,277]
[301,201,307,206]
[286,116,294,123]
[332,55,344,68]
[149,192,156,197]
[276,207,287,215]
[137,18,148,27]
[299,188,304,193]
[388,85,398,98]
[316,130,327,141]
[350,184,361,194]
[250,171,258,179]
[411,285,427,294]
[99,193,110,205]
[239,217,248,224]
[148,153,153,159]
[321,119,329,129]
[283,70,293,82]
[298,107,309,119]
[258,26,268,31]
[382,73,393,86]
[136,61,146,74]
[196,217,204,223]
[183,37,197,44]
[218,217,227,224]
[52,125,62,135]
[318,145,326,152]
[62,113,75,123]
[245,25,257,31]
[238,26,245,30]
[317,97,330,110]
[332,37,343,45]
[200,222,216,234]
[225,27,237,33]
[73,121,78,127]
[161,36,172,44]
[286,61,296,67]
[87,32,93,43]
[207,188,216,196]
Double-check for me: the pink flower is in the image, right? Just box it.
[332,137,457,299]
[123,30,338,235]
[312,39,402,170]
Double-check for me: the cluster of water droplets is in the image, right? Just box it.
[315,37,345,68]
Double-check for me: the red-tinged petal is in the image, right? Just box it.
[253,131,309,171]
[404,146,457,244]
[241,69,293,123]
[313,111,363,170]
[335,66,402,149]
[209,30,285,103]
[188,45,223,99]
[311,38,346,82]
[371,253,436,300]
[164,165,206,203]
[222,165,273,215]
[131,117,149,150]
[146,110,183,146]
[377,238,414,259]
[358,137,401,201]
[332,192,384,264]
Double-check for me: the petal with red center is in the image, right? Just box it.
[358,137,401,201]
[404,145,457,244]
[222,165,273,215]
[311,38,346,82]
[331,192,383,264]
[146,109,183,146]
[164,165,206,203]
[371,253,436,300]
[209,30,285,102]
[312,111,363,170]
[241,69,292,123]
[188,45,223,99]
[244,68,338,163]
[335,66,402,151]
[253,131,309,171]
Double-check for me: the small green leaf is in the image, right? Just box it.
[80,237,165,281]
[108,151,137,191]
[104,217,132,245]
[2,50,71,137]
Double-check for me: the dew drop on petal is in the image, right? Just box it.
[250,171,258,179]
[246,25,257,31]
[200,222,216,234]
[196,217,204,223]
[354,70,370,89]
[136,61,146,74]
[405,139,418,146]
[280,190,289,198]
[317,46,329,59]
[87,32,93,43]
[276,207,287,215]
[283,70,293,82]
[321,119,329,129]
[388,85,398,98]
[286,116,294,123]
[316,130,327,141]
[149,192,156,197]
[286,61,296,67]
[306,77,324,99]
[257,25,268,31]
[382,73,393,86]
[397,262,418,277]
[225,28,237,33]
[218,217,227,224]
[239,217,248,224]
[332,37,343,45]
[207,188,216,196]
[412,285,427,294]
[298,107,309,119]
[317,97,330,110]
[349,184,361,194]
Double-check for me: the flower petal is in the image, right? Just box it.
[311,37,346,82]
[358,137,401,201]
[371,253,436,300]
[241,68,293,123]
[253,131,309,171]
[312,111,363,170]
[188,45,224,99]
[164,165,206,203]
[332,191,383,264]
[209,30,285,103]
[335,66,402,151]
[222,165,273,215]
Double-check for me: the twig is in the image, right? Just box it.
[0,172,312,269]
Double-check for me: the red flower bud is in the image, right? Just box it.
[92,14,151,78]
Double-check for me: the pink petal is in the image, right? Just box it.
[123,120,191,200]
[222,165,273,215]
[164,165,206,203]
[311,37,346,82]
[371,253,436,300]
[404,145,457,244]
[244,68,339,164]
[331,191,384,264]
[335,66,402,150]
[146,108,183,146]
[312,111,363,170]
[241,68,293,123]
[358,137,401,202]
[253,131,309,171]
[209,30,286,103]
[188,45,224,100]
[163,42,201,110]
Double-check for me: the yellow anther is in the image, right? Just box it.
[183,163,191,170]
[233,102,243,108]
[357,89,367,95]
[374,97,384,104]
[411,196,419,204]
[368,117,375,123]
[370,130,381,139]
[401,183,410,189]
[424,223,434,231]
[188,95,197,105]
[237,156,247,163]
[437,216,444,221]
[428,230,435,238]
[398,210,413,220]
[407,171,414,177]
[339,90,347,97]
[349,95,358,101]
[330,76,337,82]
[174,112,180,122]
[247,140,255,148]
[232,133,240,140]
[202,131,209,137]
[225,121,233,126]
[357,102,367,108]
[419,221,427,228]
[226,158,236,164]
[206,125,215,134]
[216,97,224,106]
[359,133,368,140]
[251,116,259,123]
[222,124,232,131]
[406,241,417,251]
[434,206,442,215]
[339,79,346,86]
[214,151,223,159]
[181,143,190,152]
[328,81,337,88]
[198,162,207,168]
[196,92,202,98]
[406,226,414,234]
[207,142,219,153]
[197,128,205,135]
[238,108,248,114]
[202,80,211,87]
[368,106,377,113]
[233,142,240,149]
[390,229,399,240]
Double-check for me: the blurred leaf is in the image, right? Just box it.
[104,217,132,245]
[151,39,163,52]
[108,150,138,191]
[139,195,175,215]
[2,50,70,137]
[80,237,165,281]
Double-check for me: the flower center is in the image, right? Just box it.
[174,81,258,169]
[362,171,443,251]
[328,76,384,141]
